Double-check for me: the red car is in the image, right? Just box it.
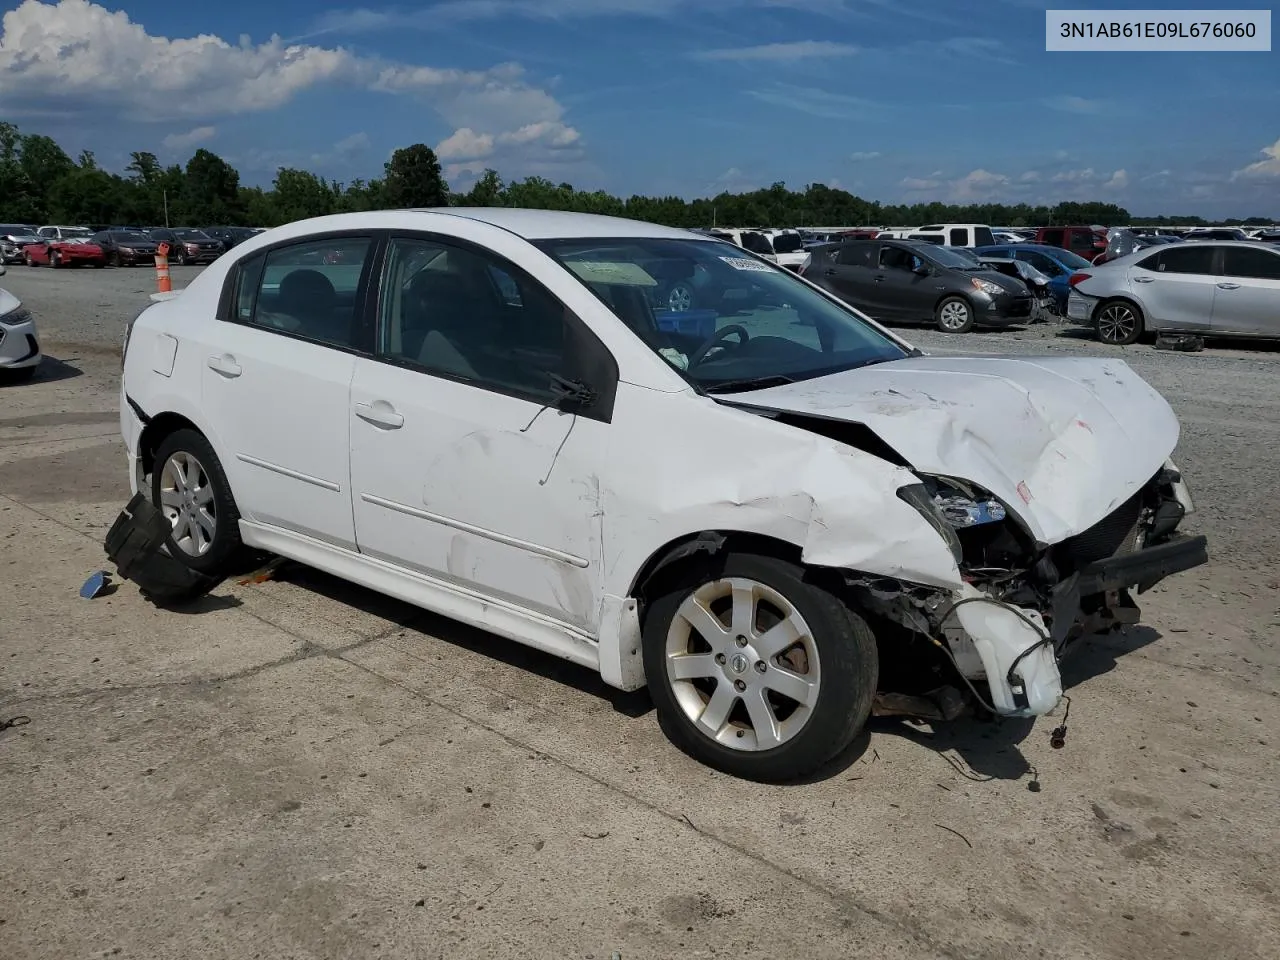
[1034,225,1109,262]
[25,239,107,268]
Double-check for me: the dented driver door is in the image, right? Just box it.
[348,235,611,635]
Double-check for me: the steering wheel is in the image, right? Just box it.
[689,324,751,367]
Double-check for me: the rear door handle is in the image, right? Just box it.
[354,400,404,429]
[1217,282,1241,290]
[207,354,242,377]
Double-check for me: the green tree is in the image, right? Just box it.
[463,169,505,206]
[181,148,242,225]
[126,151,161,184]
[383,144,448,208]
[272,167,336,223]
[48,168,123,224]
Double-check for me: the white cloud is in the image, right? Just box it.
[695,41,859,62]
[900,176,941,191]
[332,132,370,154]
[1051,167,1099,183]
[161,125,216,150]
[1104,169,1129,189]
[1018,170,1041,182]
[0,0,578,155]
[1043,95,1107,114]
[1232,136,1280,180]
[849,151,881,161]
[437,128,495,161]
[747,84,881,120]
[951,168,1010,200]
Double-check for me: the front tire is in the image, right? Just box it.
[642,553,878,782]
[935,296,975,333]
[1094,299,1144,346]
[49,250,61,269]
[150,429,244,576]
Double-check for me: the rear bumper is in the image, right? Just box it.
[1066,291,1095,325]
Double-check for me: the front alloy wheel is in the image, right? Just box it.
[150,428,245,575]
[1095,300,1143,346]
[158,451,217,557]
[642,554,877,781]
[935,296,975,333]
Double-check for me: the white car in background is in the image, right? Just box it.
[0,264,42,380]
[762,230,813,274]
[120,208,1207,781]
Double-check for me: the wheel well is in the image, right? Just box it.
[138,412,200,478]
[1092,296,1143,321]
[630,531,804,612]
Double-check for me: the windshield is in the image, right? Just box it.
[1046,247,1094,269]
[62,227,92,238]
[112,231,150,243]
[918,244,986,269]
[175,229,211,240]
[535,237,908,391]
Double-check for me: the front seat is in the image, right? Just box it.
[402,270,483,378]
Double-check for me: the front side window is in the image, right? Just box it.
[836,243,874,267]
[1221,246,1280,280]
[377,237,569,401]
[536,237,907,392]
[236,237,372,348]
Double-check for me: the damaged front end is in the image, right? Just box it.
[851,464,1208,719]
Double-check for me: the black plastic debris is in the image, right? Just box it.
[1154,333,1205,352]
[103,493,222,606]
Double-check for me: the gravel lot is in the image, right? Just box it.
[1,263,1277,959]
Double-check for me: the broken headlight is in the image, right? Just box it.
[897,483,963,563]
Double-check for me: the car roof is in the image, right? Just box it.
[412,207,706,241]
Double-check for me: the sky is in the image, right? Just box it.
[0,0,1277,217]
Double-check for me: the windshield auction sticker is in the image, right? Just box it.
[1046,9,1271,51]
[720,257,773,272]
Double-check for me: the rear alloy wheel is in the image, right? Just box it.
[666,281,695,313]
[1095,299,1144,346]
[642,553,878,781]
[151,429,244,575]
[49,250,61,269]
[935,295,975,333]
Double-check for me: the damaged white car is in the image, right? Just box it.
[119,209,1208,781]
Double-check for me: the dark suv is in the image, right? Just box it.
[90,229,159,267]
[811,239,1032,333]
[148,228,224,264]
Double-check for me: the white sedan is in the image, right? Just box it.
[120,209,1207,780]
[0,264,42,380]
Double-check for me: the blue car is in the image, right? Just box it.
[973,243,1094,312]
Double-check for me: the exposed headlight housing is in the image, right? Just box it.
[897,483,963,563]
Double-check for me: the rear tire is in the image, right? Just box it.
[641,552,878,782]
[1094,299,1144,346]
[150,429,245,576]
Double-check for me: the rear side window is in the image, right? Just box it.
[973,227,995,247]
[233,237,373,348]
[1149,245,1217,275]
[949,228,968,246]
[836,244,874,267]
[1222,246,1280,280]
[1015,249,1063,275]
[772,233,804,253]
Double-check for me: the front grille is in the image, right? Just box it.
[1006,298,1033,317]
[1054,490,1145,573]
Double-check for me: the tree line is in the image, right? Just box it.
[0,122,1270,230]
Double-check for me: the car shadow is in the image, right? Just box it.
[1,355,85,384]
[267,562,655,719]
[1058,625,1162,689]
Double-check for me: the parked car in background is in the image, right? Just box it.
[762,230,812,273]
[1035,225,1109,262]
[973,243,1093,313]
[25,235,106,268]
[202,226,263,251]
[119,208,1207,780]
[900,224,996,248]
[0,225,42,264]
[706,228,778,262]
[1067,241,1280,345]
[1183,227,1250,242]
[37,225,96,243]
[0,264,42,380]
[811,238,1032,332]
[148,228,224,264]
[91,229,160,267]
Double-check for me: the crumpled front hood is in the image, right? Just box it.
[722,355,1179,545]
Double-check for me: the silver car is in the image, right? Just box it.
[1066,241,1280,345]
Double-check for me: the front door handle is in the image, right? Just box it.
[1217,282,1241,290]
[207,354,242,377]
[1133,276,1154,283]
[873,274,886,282]
[354,400,404,429]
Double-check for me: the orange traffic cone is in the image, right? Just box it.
[155,242,172,293]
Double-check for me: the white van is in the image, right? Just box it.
[901,224,996,248]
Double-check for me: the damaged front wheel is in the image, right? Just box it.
[642,554,878,781]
